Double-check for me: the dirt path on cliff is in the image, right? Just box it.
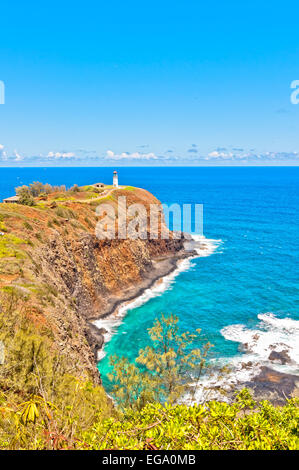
[41,186,120,206]
[73,187,118,203]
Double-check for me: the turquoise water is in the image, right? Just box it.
[94,167,299,393]
[0,167,298,394]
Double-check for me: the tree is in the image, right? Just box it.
[70,184,80,192]
[137,314,211,403]
[109,314,211,408]
[108,356,157,410]
[29,181,44,197]
[15,182,67,201]
[16,186,35,206]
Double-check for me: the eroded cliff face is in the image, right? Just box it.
[0,186,190,384]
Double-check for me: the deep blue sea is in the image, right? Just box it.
[1,167,298,398]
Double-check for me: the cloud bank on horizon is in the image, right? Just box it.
[0,144,299,165]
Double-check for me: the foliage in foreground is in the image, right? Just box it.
[84,391,299,450]
[0,388,298,450]
[0,293,298,450]
[0,290,113,449]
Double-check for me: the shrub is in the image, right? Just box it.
[82,396,299,450]
[0,290,112,449]
[55,206,77,220]
[84,216,93,228]
[15,182,67,200]
[23,221,33,231]
[18,192,35,206]
[35,232,43,242]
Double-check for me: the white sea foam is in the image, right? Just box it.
[186,312,299,404]
[221,313,299,369]
[185,356,262,404]
[184,234,223,257]
[94,235,222,360]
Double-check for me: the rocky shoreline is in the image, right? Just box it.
[244,366,299,405]
[88,246,197,359]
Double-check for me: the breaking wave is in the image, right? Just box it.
[186,313,299,404]
[221,313,299,371]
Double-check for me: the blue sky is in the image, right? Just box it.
[0,0,299,166]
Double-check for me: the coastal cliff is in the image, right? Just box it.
[0,184,191,384]
[0,182,298,452]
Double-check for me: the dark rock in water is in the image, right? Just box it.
[241,361,253,369]
[182,232,193,240]
[268,349,291,365]
[238,343,249,352]
[97,327,108,335]
[86,323,106,358]
[244,366,299,405]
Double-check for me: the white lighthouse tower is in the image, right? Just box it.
[113,170,118,188]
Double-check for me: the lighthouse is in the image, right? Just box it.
[113,170,118,188]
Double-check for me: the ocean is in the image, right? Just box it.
[1,166,298,399]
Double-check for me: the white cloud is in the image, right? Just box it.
[0,144,299,165]
[105,150,159,161]
[208,151,234,159]
[208,151,220,158]
[47,151,76,159]
[14,150,23,161]
[205,150,299,162]
[0,144,7,161]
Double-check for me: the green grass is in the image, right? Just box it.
[84,217,94,228]
[90,194,116,206]
[84,192,104,199]
[0,234,28,259]
[55,205,78,219]
[35,202,47,210]
[53,196,75,202]
[82,185,96,192]
[0,221,7,232]
[0,208,28,220]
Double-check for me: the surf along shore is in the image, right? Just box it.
[91,240,199,359]
[94,235,299,406]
